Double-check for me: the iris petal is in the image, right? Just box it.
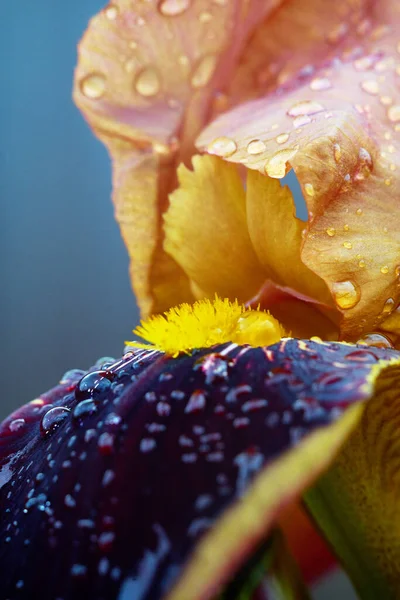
[1,341,398,598]
[197,0,400,340]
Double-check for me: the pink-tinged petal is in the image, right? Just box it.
[2,341,399,598]
[74,0,283,316]
[197,0,400,341]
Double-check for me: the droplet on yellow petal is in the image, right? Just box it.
[264,148,298,179]
[357,332,394,348]
[79,73,106,99]
[247,139,266,155]
[158,0,191,17]
[191,54,217,88]
[134,67,161,97]
[332,281,360,310]
[207,137,237,157]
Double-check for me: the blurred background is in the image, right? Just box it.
[0,1,355,597]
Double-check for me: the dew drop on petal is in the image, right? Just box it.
[207,136,237,157]
[80,73,106,99]
[310,77,332,91]
[287,101,325,117]
[134,67,161,97]
[304,183,315,197]
[357,332,393,348]
[191,55,217,88]
[276,133,289,144]
[380,265,389,274]
[40,407,71,438]
[104,4,119,19]
[326,227,336,237]
[158,0,190,16]
[360,79,379,95]
[382,297,395,314]
[246,139,266,155]
[388,105,400,122]
[264,147,298,179]
[358,259,366,268]
[332,280,361,310]
[343,241,353,249]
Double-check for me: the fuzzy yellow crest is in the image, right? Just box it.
[126,297,284,357]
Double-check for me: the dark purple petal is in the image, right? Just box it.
[0,341,396,599]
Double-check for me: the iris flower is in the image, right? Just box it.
[2,0,400,598]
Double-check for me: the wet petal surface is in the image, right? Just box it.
[1,341,397,598]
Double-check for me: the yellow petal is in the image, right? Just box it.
[164,155,266,302]
[197,0,400,340]
[306,362,400,598]
[246,170,332,305]
[74,0,282,315]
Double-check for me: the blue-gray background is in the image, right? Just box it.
[1,0,136,420]
[0,2,354,597]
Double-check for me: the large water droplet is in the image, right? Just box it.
[382,297,395,314]
[207,136,237,157]
[326,227,336,237]
[357,332,393,349]
[135,67,161,97]
[40,407,71,438]
[191,55,217,88]
[73,399,98,419]
[158,0,190,16]
[332,280,361,310]
[287,101,325,117]
[304,183,315,197]
[264,148,298,179]
[75,370,114,402]
[246,139,266,154]
[292,115,311,129]
[80,73,106,99]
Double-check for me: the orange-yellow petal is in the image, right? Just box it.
[197,0,400,340]
[164,155,266,302]
[74,0,283,316]
[306,363,400,598]
[246,170,332,305]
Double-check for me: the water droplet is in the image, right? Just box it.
[388,105,400,122]
[104,4,119,19]
[134,67,161,97]
[287,100,325,117]
[354,55,375,71]
[382,297,395,314]
[158,0,190,16]
[360,79,379,95]
[207,136,237,157]
[246,139,266,155]
[75,370,114,402]
[304,183,314,197]
[73,399,98,419]
[191,55,217,88]
[358,259,366,268]
[380,265,389,274]
[185,390,207,414]
[326,227,336,237]
[310,77,332,91]
[332,280,361,310]
[98,432,115,455]
[9,418,25,433]
[40,407,70,437]
[80,73,106,99]
[343,241,353,249]
[65,494,76,508]
[140,438,157,453]
[265,147,298,179]
[326,22,348,44]
[356,208,363,215]
[358,333,393,348]
[333,143,341,162]
[276,133,289,144]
